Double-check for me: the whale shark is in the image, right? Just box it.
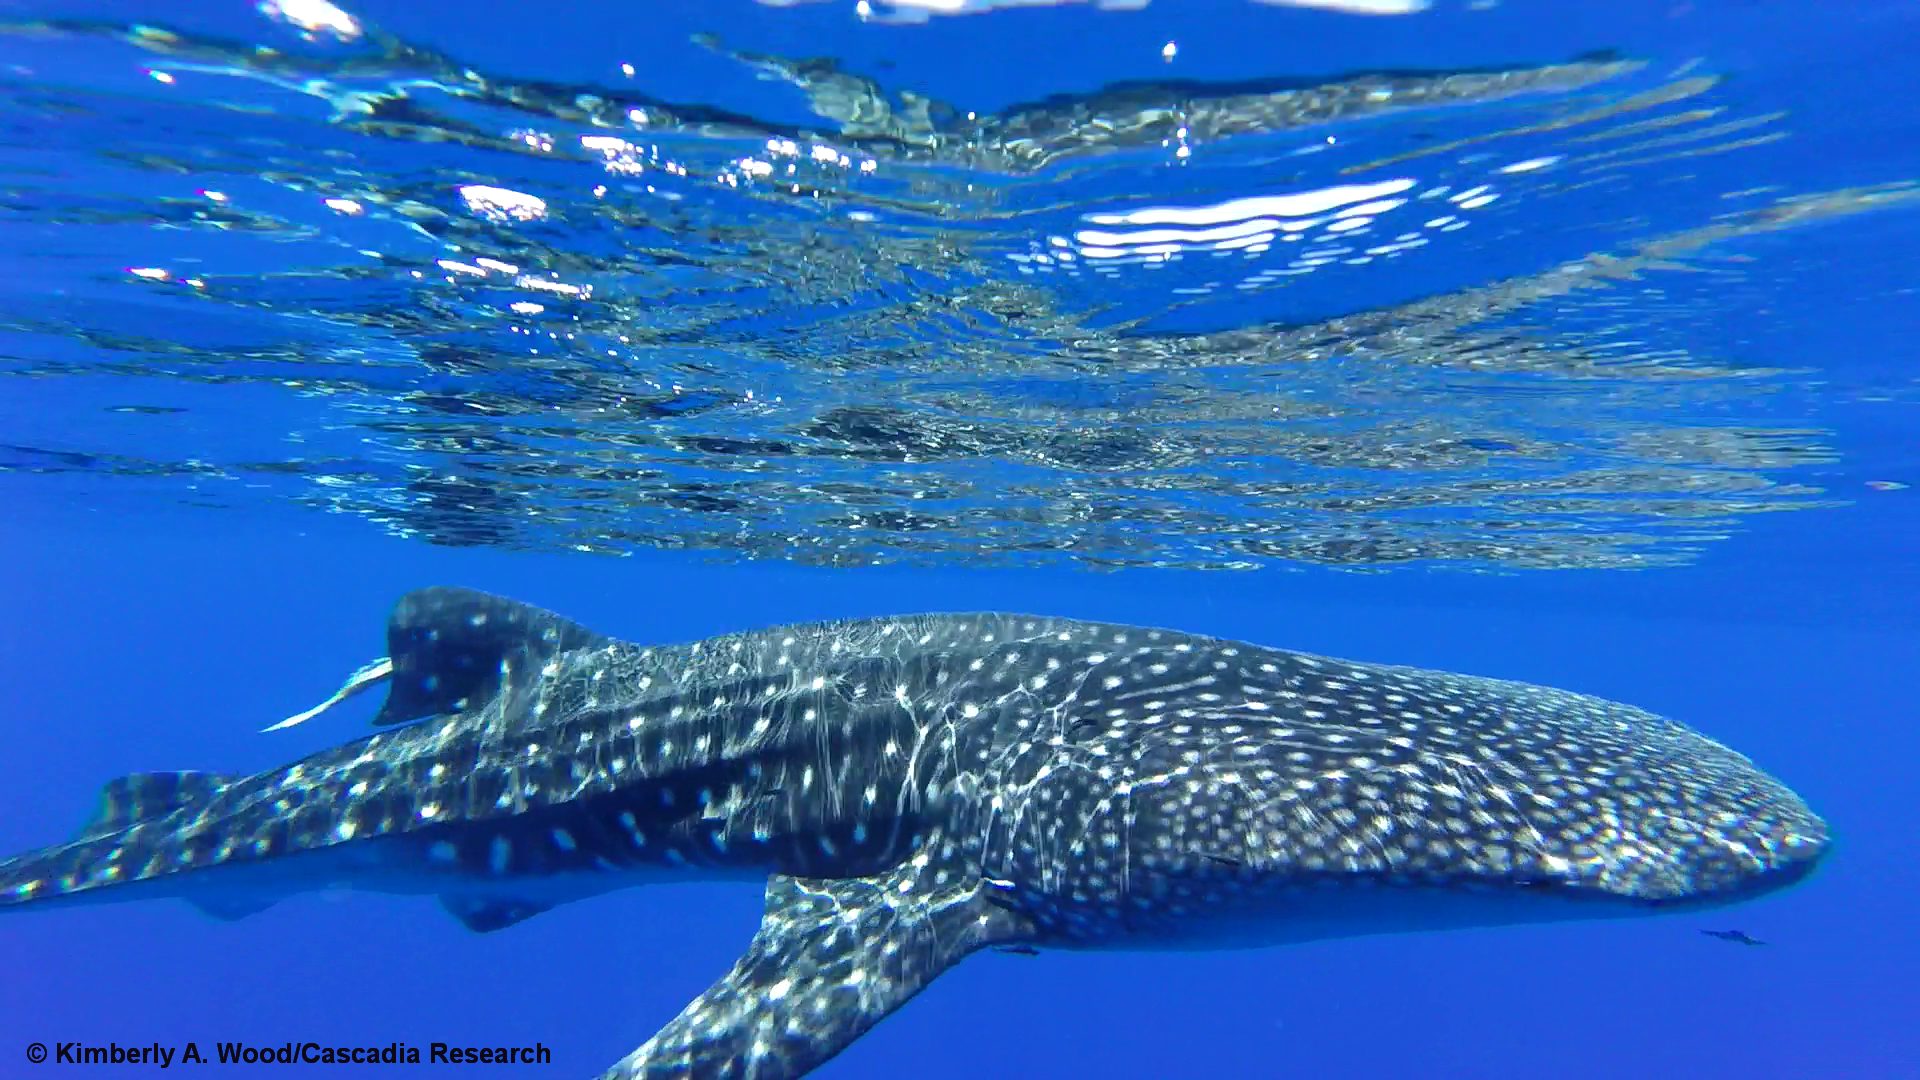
[0,587,1828,1077]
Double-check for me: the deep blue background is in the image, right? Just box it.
[2,491,1915,1077]
[4,0,1919,1076]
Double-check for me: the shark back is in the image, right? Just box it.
[1,591,1005,912]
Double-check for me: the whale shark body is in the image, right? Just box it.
[0,587,1828,1077]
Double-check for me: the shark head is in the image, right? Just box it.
[1471,709,1830,911]
[1376,711,1831,939]
[1363,671,1835,913]
[929,631,1832,954]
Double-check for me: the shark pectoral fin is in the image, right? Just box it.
[606,859,1031,1080]
[439,895,555,933]
[78,771,235,839]
[372,587,609,728]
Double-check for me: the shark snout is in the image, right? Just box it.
[1618,771,1831,908]
[1529,731,1831,909]
[1678,794,1830,906]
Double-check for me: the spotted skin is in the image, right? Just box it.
[0,588,1827,1079]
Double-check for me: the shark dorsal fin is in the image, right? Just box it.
[373,587,606,727]
[78,770,232,838]
[612,841,1030,1076]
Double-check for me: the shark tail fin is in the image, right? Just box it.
[77,770,236,839]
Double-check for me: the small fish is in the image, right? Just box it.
[1700,928,1768,946]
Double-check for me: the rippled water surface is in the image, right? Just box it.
[2,0,1915,571]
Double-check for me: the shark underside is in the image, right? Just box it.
[0,587,1829,1078]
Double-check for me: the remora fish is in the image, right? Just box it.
[0,588,1828,1077]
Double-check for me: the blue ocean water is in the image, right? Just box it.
[2,1,1916,1077]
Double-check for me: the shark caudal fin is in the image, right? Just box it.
[264,587,610,734]
[604,836,1032,1079]
[1,770,238,912]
